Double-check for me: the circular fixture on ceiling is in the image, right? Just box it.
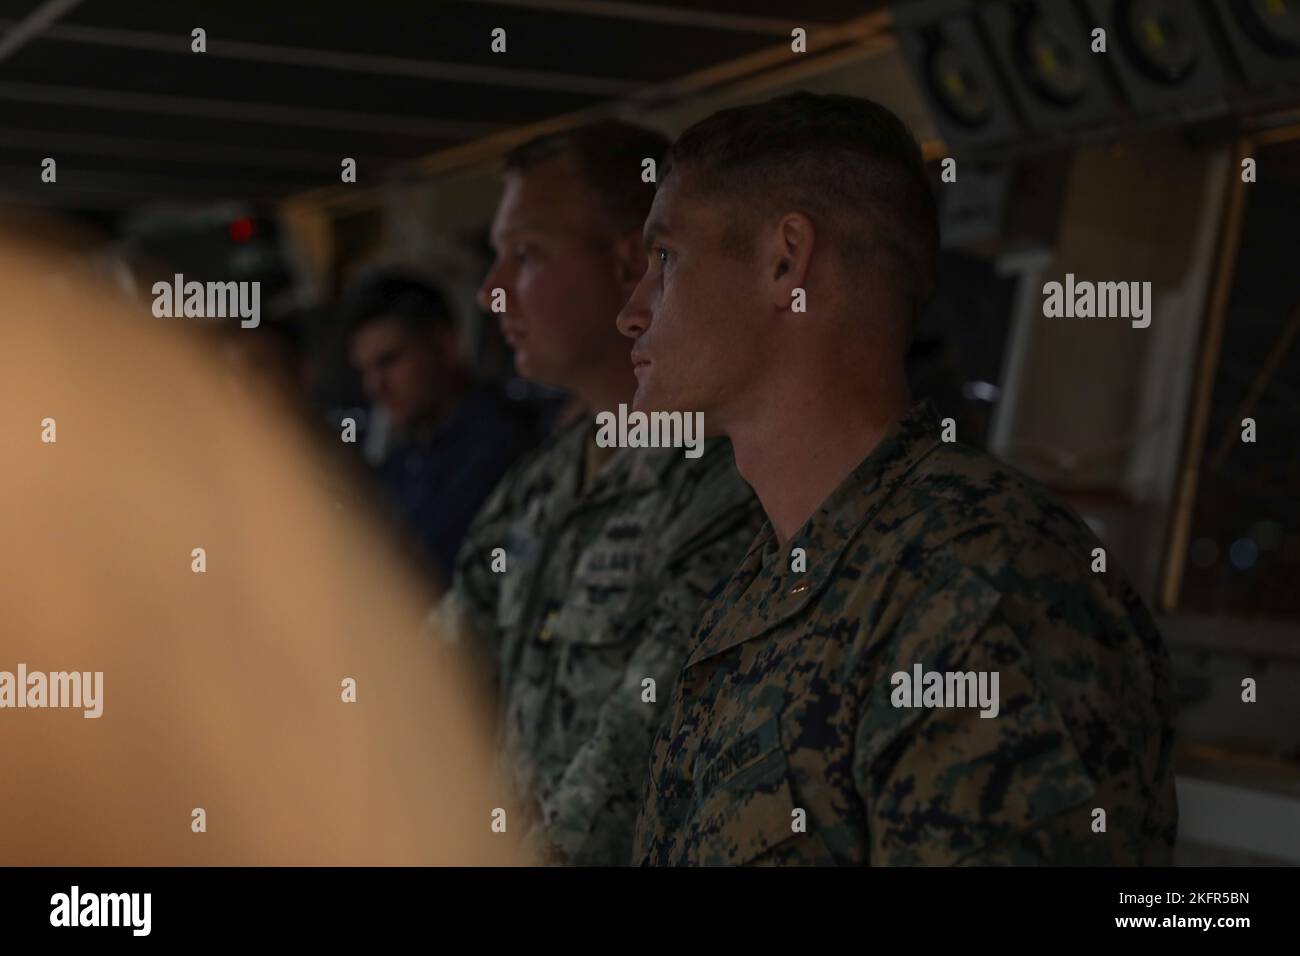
[1235,0,1300,57]
[1118,0,1199,84]
[927,41,994,128]
[1013,8,1088,107]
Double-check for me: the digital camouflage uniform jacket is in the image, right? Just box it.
[633,399,1178,866]
[440,417,762,864]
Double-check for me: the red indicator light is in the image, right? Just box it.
[230,217,255,243]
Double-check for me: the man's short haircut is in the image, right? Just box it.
[339,270,454,339]
[662,92,940,322]
[504,120,669,234]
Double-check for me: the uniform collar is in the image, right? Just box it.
[567,416,728,504]
[684,398,944,669]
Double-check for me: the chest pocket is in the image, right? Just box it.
[688,716,836,866]
[540,557,658,750]
[550,541,656,645]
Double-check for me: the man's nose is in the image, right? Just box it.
[616,272,652,339]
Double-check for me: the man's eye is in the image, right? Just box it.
[653,247,671,266]
[512,245,530,262]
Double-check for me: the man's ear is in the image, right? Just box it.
[612,230,648,292]
[765,212,815,311]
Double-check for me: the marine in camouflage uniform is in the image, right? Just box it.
[633,398,1178,865]
[439,416,761,864]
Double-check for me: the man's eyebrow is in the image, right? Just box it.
[490,224,539,247]
[643,220,673,250]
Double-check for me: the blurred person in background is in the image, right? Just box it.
[0,229,515,865]
[343,271,539,585]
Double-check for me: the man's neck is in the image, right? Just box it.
[566,367,635,492]
[729,381,910,547]
[569,363,637,425]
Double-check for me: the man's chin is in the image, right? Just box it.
[512,354,567,393]
[514,353,553,388]
[629,387,657,415]
[631,392,693,419]
[632,390,722,437]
